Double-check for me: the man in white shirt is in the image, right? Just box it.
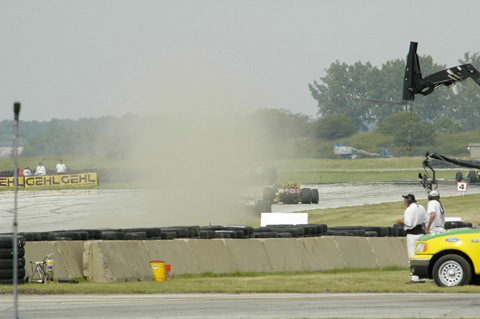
[397,193,428,283]
[426,190,446,235]
[35,162,46,176]
[56,159,67,174]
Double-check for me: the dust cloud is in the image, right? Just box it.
[125,112,269,227]
[116,58,277,227]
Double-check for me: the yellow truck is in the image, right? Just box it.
[410,228,480,287]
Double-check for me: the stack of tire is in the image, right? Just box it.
[0,234,25,284]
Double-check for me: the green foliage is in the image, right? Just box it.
[22,124,107,157]
[432,132,480,157]
[0,119,50,147]
[308,55,471,131]
[448,51,480,132]
[245,108,312,141]
[434,117,463,133]
[313,114,357,140]
[14,115,137,158]
[376,112,435,147]
[242,108,314,159]
[309,61,380,131]
[5,110,480,160]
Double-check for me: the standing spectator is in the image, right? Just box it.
[397,193,428,283]
[56,159,67,174]
[35,162,46,176]
[23,166,32,176]
[425,190,446,235]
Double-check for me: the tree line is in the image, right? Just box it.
[309,52,480,133]
[0,107,477,160]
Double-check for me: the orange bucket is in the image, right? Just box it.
[165,264,171,280]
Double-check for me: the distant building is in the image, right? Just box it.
[468,143,480,158]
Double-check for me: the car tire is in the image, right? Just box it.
[0,235,25,248]
[301,188,311,204]
[433,254,472,287]
[455,172,463,182]
[468,170,477,183]
[311,189,319,204]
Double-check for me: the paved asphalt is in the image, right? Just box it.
[2,181,479,233]
[2,293,480,318]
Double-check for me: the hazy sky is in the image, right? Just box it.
[2,0,480,122]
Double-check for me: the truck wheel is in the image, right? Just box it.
[263,187,275,202]
[301,188,311,204]
[311,189,319,204]
[433,254,472,287]
[455,172,463,182]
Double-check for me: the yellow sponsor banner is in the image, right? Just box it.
[0,176,25,188]
[0,173,98,188]
[24,173,98,188]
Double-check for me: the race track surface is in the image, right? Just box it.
[2,293,480,319]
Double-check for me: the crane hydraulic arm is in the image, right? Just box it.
[403,42,480,102]
[424,152,480,170]
[420,152,480,191]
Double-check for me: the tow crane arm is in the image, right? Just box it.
[403,42,480,102]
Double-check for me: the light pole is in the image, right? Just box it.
[13,102,20,319]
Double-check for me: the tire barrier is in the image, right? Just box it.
[445,221,472,229]
[3,223,413,245]
[0,234,26,284]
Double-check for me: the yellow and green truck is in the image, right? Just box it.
[411,228,480,287]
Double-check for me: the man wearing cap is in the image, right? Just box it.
[426,190,446,235]
[397,193,428,283]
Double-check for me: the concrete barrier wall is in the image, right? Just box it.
[24,241,84,281]
[25,237,408,283]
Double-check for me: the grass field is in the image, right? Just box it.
[1,156,480,294]
[307,193,480,227]
[3,268,480,294]
[0,155,471,183]
[271,157,469,184]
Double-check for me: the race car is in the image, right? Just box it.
[410,227,480,287]
[263,182,319,204]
